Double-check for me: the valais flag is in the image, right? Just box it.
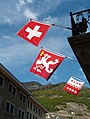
[17,20,51,46]
[64,77,84,96]
[30,49,65,80]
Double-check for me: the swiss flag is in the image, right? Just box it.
[17,20,51,46]
[30,49,65,80]
[64,77,84,96]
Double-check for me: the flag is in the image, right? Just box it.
[30,49,65,80]
[64,76,84,96]
[17,20,51,46]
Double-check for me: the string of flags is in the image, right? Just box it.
[16,19,89,96]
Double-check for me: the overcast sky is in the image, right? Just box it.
[0,0,90,87]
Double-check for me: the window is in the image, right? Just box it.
[38,108,40,115]
[30,101,33,110]
[30,113,32,119]
[33,104,35,112]
[36,106,37,113]
[0,96,2,109]
[28,100,33,110]
[19,92,26,103]
[27,112,29,119]
[33,115,35,119]
[6,100,15,115]
[8,83,16,96]
[38,108,42,116]
[0,74,4,87]
[27,100,30,108]
[40,110,42,116]
[18,108,25,119]
[27,112,32,119]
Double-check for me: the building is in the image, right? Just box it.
[69,9,90,84]
[0,63,48,119]
[68,32,90,84]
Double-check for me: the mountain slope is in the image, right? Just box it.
[23,82,90,118]
[22,81,42,90]
[31,83,90,111]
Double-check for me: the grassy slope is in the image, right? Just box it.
[31,83,90,112]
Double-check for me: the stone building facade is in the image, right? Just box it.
[0,63,48,119]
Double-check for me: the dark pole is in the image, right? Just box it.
[70,12,79,36]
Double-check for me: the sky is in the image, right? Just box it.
[0,0,90,87]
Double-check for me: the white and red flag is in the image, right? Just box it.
[17,20,51,46]
[64,76,84,96]
[30,49,65,80]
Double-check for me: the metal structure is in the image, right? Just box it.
[68,9,90,84]
[70,9,90,36]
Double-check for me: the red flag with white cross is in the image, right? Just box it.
[17,20,51,46]
[30,49,65,80]
[64,77,84,96]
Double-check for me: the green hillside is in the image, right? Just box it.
[30,83,90,112]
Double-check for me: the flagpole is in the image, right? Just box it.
[65,56,78,62]
[30,19,72,31]
[41,46,78,62]
[52,24,72,30]
[41,46,66,57]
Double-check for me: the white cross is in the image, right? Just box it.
[25,25,42,40]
